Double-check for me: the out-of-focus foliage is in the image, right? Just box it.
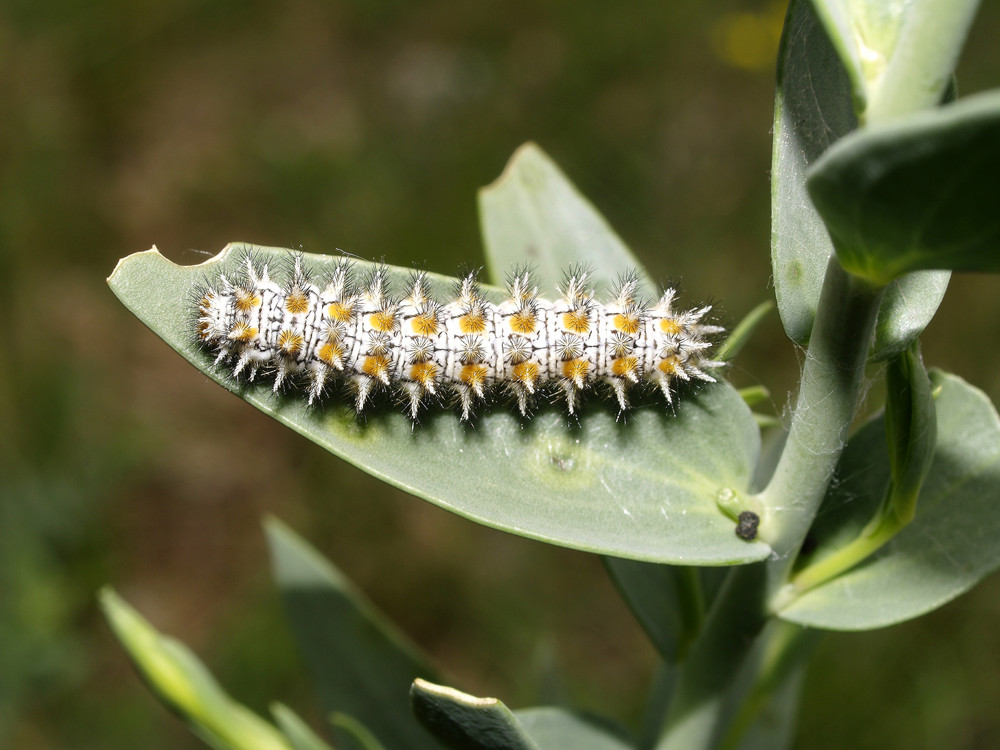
[2,0,1000,748]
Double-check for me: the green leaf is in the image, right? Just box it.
[266,519,439,750]
[808,89,1000,285]
[478,143,655,297]
[109,246,767,564]
[513,708,634,750]
[99,588,293,750]
[777,371,1000,629]
[271,704,338,750]
[410,679,540,750]
[869,270,949,361]
[809,0,979,122]
[771,0,858,345]
[771,1,951,355]
[715,302,773,363]
[883,343,936,523]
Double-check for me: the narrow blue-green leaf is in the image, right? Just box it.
[100,588,292,750]
[808,90,1000,285]
[271,704,338,750]
[771,0,857,345]
[715,302,773,363]
[478,143,655,297]
[810,0,978,122]
[411,679,539,750]
[778,371,1000,629]
[266,519,439,750]
[109,247,767,564]
[513,708,634,750]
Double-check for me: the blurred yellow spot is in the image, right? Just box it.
[318,342,344,366]
[710,1,784,72]
[658,356,681,375]
[363,355,390,381]
[370,310,396,332]
[228,322,257,341]
[562,359,589,383]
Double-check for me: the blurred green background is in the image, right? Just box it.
[2,1,1000,748]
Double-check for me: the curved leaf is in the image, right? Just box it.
[411,679,539,750]
[100,588,293,750]
[109,246,767,564]
[870,270,949,361]
[771,0,857,345]
[266,519,438,750]
[808,89,1000,285]
[778,371,1000,630]
[771,1,949,355]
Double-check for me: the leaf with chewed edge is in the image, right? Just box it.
[109,243,767,564]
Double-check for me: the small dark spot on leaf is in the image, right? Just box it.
[735,511,760,541]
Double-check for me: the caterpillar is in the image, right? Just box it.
[195,253,724,420]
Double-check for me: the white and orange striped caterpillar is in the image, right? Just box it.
[195,254,723,420]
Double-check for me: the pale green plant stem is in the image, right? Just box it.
[758,259,885,589]
[656,258,885,750]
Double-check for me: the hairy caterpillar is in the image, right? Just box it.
[195,253,723,420]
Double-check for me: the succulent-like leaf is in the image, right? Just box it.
[410,679,540,750]
[808,90,1000,286]
[778,372,1000,629]
[771,0,857,345]
[109,246,767,564]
